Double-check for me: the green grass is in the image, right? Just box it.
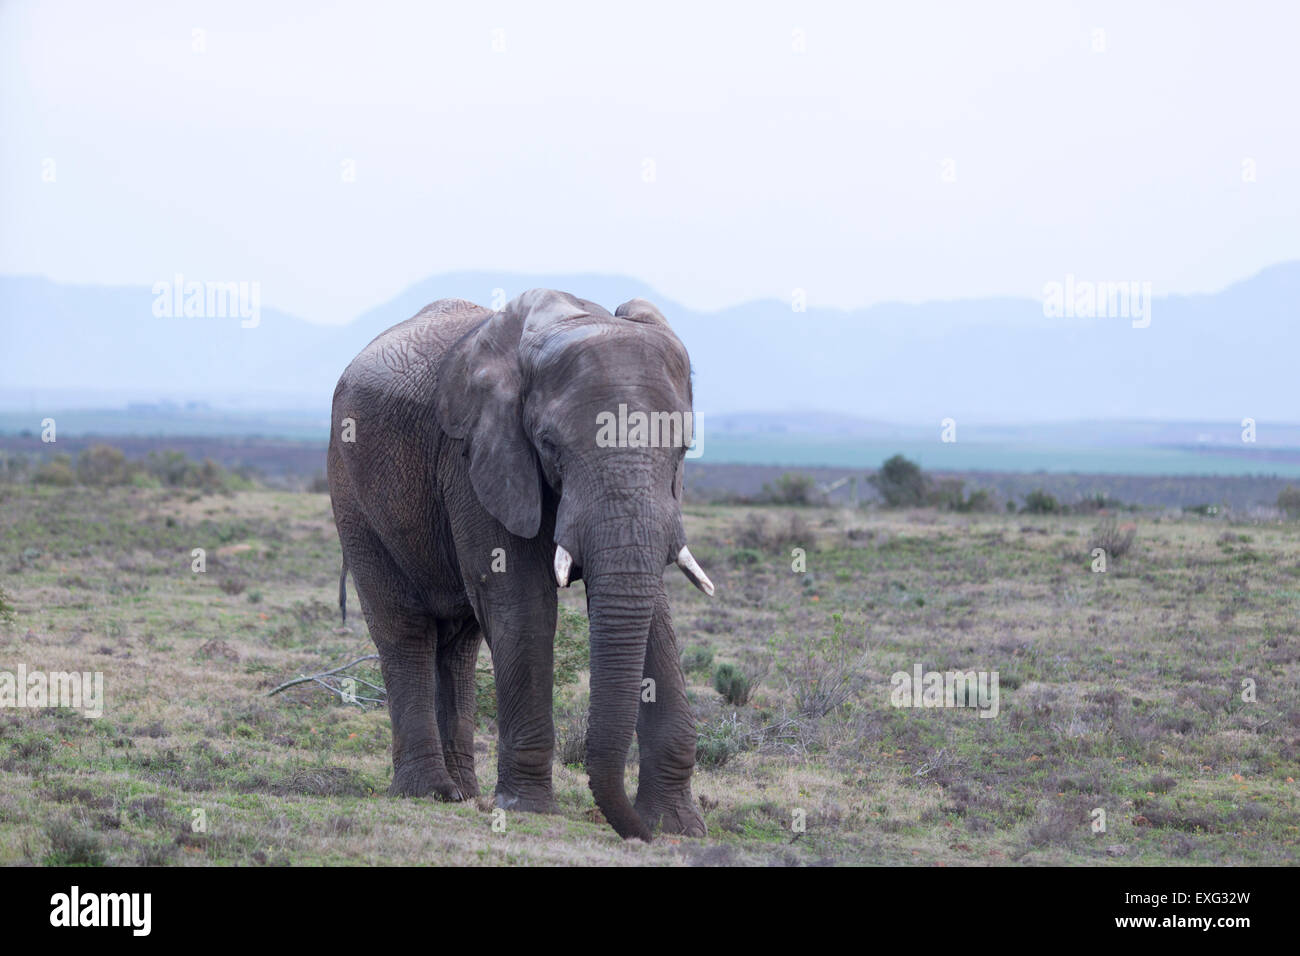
[0,485,1297,865]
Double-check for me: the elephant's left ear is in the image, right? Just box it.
[436,306,542,539]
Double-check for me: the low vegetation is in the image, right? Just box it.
[0,470,1297,865]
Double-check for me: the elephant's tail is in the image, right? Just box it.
[338,561,349,624]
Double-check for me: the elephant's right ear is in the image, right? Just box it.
[435,307,542,539]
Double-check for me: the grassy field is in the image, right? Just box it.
[1,484,1298,866]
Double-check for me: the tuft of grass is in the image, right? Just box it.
[43,817,106,866]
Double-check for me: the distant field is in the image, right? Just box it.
[4,408,1300,479]
[1,485,1297,865]
[701,437,1300,478]
[3,433,1297,511]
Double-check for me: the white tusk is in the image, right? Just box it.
[676,546,715,597]
[554,545,573,588]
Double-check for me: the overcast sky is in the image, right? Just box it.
[2,0,1297,325]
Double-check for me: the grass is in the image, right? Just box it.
[0,484,1298,865]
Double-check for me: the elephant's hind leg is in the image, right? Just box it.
[378,635,462,801]
[344,528,463,801]
[436,619,483,798]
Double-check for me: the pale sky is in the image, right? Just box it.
[2,0,1297,325]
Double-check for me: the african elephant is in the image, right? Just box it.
[327,289,713,840]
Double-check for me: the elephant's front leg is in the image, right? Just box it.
[378,628,463,801]
[483,583,559,814]
[634,588,706,837]
[436,619,482,798]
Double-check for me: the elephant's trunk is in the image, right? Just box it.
[582,560,658,841]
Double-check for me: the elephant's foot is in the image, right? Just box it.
[494,787,558,814]
[389,756,465,802]
[444,754,480,799]
[635,790,707,838]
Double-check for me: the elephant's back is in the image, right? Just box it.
[336,298,492,401]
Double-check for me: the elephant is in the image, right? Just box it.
[326,289,714,840]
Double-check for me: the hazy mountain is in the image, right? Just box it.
[2,264,1297,425]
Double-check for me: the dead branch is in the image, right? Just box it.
[267,654,384,708]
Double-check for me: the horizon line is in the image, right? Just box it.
[1,258,1295,328]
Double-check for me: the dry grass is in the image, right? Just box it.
[0,486,1297,865]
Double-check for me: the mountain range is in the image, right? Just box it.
[2,264,1297,426]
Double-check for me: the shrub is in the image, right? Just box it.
[1020,489,1060,514]
[1089,517,1136,561]
[927,478,966,511]
[869,454,926,507]
[554,694,588,768]
[735,512,815,552]
[1075,492,1127,513]
[43,818,105,866]
[76,444,132,486]
[761,472,816,505]
[33,455,76,487]
[713,662,756,706]
[0,452,32,483]
[680,645,714,673]
[1278,485,1300,519]
[695,714,751,769]
[777,613,864,718]
[0,585,15,625]
[143,449,246,494]
[926,479,997,513]
[553,607,590,689]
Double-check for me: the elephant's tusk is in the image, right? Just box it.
[554,545,573,588]
[676,546,715,597]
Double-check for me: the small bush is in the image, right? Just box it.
[143,449,246,494]
[761,472,816,505]
[554,695,588,768]
[777,613,864,718]
[869,454,926,508]
[695,714,751,769]
[1089,517,1136,561]
[1278,485,1300,519]
[76,444,132,486]
[680,645,714,673]
[1075,492,1128,513]
[712,662,761,707]
[1020,489,1060,514]
[553,607,591,689]
[43,818,105,866]
[475,663,497,722]
[736,513,816,552]
[0,585,15,625]
[927,479,997,513]
[33,455,76,487]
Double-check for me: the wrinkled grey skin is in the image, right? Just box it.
[327,289,708,840]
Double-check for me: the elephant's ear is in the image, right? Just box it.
[435,306,542,539]
[614,298,671,328]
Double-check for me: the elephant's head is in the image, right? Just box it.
[436,289,712,839]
